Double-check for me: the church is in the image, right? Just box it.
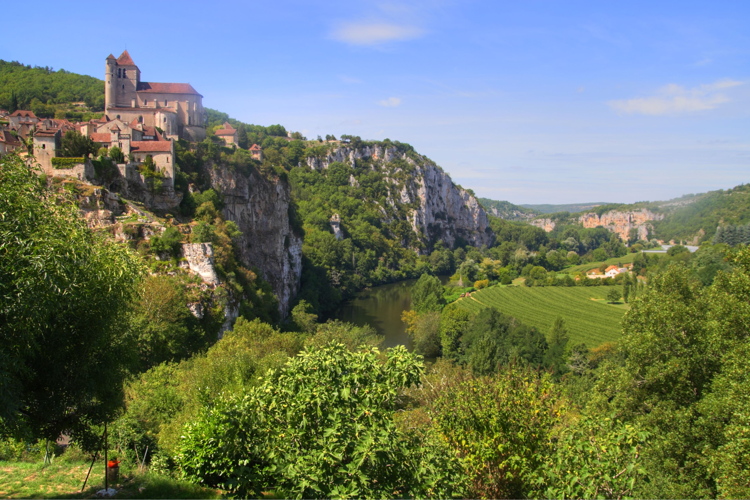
[104,51,206,141]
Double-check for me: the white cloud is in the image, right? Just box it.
[609,79,744,116]
[378,96,402,107]
[338,75,363,84]
[330,22,424,46]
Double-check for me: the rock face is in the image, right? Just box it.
[531,218,557,232]
[208,163,303,318]
[579,209,663,241]
[307,145,493,251]
[181,243,220,286]
[531,208,663,241]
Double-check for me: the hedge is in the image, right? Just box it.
[51,157,85,169]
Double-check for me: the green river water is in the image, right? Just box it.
[333,280,417,349]
[332,277,450,350]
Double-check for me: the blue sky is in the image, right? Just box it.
[2,1,748,204]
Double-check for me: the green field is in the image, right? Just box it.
[453,286,626,347]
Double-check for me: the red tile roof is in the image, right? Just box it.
[216,127,236,136]
[136,81,201,96]
[131,141,172,152]
[91,133,112,143]
[34,129,59,137]
[10,110,37,118]
[116,50,136,66]
[0,131,22,146]
[249,144,261,151]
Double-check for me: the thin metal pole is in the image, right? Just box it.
[104,422,108,492]
[81,451,99,492]
[82,427,106,492]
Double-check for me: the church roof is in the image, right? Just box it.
[116,50,136,66]
[136,82,202,96]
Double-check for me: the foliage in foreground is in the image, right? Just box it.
[0,154,142,443]
[177,343,465,498]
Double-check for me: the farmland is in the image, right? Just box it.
[453,286,626,347]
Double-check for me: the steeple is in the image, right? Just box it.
[116,50,136,66]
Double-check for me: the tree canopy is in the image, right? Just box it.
[0,154,142,442]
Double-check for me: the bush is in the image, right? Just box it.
[50,157,85,168]
[177,343,464,498]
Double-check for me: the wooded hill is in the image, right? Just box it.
[478,197,538,220]
[0,60,105,117]
[484,182,750,245]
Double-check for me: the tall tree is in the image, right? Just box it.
[0,154,142,443]
[411,273,445,313]
[59,130,97,158]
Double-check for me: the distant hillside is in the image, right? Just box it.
[0,60,104,116]
[478,198,538,220]
[651,184,750,243]
[521,202,609,214]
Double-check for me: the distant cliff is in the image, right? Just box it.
[306,144,493,251]
[579,209,662,241]
[531,208,662,241]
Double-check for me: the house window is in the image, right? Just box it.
[164,100,168,106]
[123,69,127,78]
[117,68,121,77]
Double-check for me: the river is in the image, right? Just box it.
[332,277,449,350]
[333,280,416,349]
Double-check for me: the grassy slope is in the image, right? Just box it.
[0,461,219,499]
[453,286,626,347]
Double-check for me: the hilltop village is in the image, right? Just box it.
[0,51,261,190]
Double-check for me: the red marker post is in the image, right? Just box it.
[106,458,120,485]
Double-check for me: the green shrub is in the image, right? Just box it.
[50,157,85,168]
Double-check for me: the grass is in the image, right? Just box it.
[0,460,220,499]
[453,285,627,347]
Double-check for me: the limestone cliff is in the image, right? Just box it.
[579,209,663,241]
[531,208,663,241]
[208,163,303,317]
[531,218,557,232]
[306,144,493,250]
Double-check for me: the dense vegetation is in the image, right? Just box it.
[652,183,750,242]
[0,60,104,117]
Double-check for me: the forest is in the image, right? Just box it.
[0,60,105,118]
